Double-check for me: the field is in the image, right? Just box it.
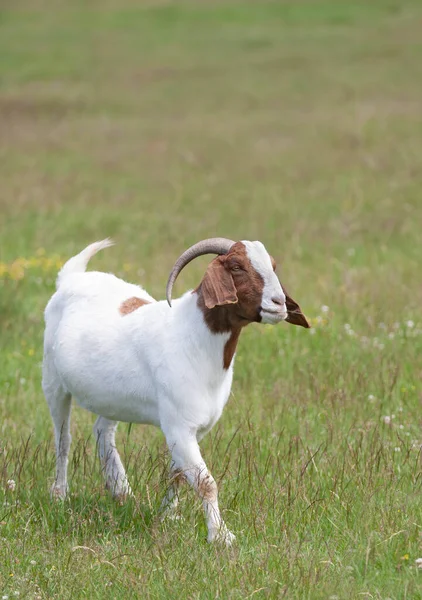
[1,1,422,598]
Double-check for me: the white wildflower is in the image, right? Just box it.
[30,560,37,565]
[368,394,376,402]
[6,480,16,492]
[406,320,414,329]
[415,558,422,569]
[344,323,355,336]
[321,305,329,313]
[382,416,392,425]
[394,447,401,452]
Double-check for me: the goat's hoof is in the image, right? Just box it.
[160,510,183,523]
[112,489,133,505]
[50,485,67,501]
[107,481,133,504]
[207,525,236,546]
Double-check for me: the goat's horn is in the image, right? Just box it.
[166,238,235,306]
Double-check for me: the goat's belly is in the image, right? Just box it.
[64,370,160,424]
[73,390,160,425]
[55,344,160,425]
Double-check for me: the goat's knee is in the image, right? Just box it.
[197,472,217,504]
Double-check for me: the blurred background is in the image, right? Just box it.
[2,1,421,296]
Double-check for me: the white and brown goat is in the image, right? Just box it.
[42,238,309,544]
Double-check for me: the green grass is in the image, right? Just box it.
[1,1,421,598]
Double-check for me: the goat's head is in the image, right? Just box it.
[166,238,310,329]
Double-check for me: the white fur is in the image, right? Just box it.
[243,240,287,324]
[42,239,285,545]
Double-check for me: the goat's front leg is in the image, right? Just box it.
[163,427,235,545]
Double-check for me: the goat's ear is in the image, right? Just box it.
[201,258,238,309]
[283,287,311,329]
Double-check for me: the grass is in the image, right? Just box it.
[1,0,421,598]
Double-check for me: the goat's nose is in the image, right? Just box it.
[272,296,285,306]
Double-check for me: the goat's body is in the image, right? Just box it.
[44,271,233,431]
[43,246,238,542]
[43,239,308,545]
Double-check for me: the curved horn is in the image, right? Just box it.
[166,237,235,306]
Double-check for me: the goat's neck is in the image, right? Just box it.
[193,285,248,370]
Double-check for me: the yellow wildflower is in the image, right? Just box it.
[9,261,25,280]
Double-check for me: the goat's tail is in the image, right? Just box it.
[56,239,114,289]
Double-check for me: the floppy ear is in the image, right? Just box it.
[283,286,311,329]
[201,258,238,309]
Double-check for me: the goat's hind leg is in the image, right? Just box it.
[93,417,132,502]
[43,375,72,499]
[160,468,184,520]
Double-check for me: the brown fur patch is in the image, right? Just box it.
[223,329,241,369]
[170,468,186,488]
[197,474,217,502]
[119,296,150,315]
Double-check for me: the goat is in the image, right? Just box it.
[42,238,309,544]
